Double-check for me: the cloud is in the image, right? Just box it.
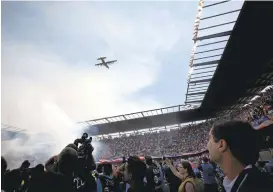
[1,1,188,166]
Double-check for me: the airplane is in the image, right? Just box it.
[95,57,117,69]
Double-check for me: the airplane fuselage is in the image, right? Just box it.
[101,59,109,69]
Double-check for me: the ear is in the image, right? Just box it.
[218,139,228,152]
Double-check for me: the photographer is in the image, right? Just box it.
[74,133,96,170]
[73,133,97,192]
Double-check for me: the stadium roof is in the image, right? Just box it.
[81,1,273,135]
[1,124,26,133]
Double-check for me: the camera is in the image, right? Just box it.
[74,133,93,159]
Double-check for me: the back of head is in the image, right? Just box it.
[127,156,147,182]
[212,120,260,166]
[102,163,113,176]
[35,164,45,172]
[202,157,208,163]
[21,160,30,169]
[145,156,153,166]
[58,147,78,176]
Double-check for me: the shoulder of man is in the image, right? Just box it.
[234,167,273,192]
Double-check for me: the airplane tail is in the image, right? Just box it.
[97,57,106,60]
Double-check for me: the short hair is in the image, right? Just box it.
[212,120,260,166]
[103,163,113,176]
[127,156,147,181]
[58,147,78,175]
[181,160,195,178]
[97,164,103,173]
[202,157,209,163]
[145,156,153,166]
[21,160,30,168]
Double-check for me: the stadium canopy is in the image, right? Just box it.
[80,1,273,136]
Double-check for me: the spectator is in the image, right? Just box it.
[97,163,118,192]
[123,156,147,192]
[198,157,217,192]
[166,159,203,192]
[163,160,181,192]
[145,156,163,192]
[207,120,273,192]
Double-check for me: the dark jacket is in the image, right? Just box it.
[164,167,180,192]
[230,167,273,192]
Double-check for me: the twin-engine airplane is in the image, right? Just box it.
[95,57,117,69]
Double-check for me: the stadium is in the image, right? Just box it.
[77,0,273,162]
[1,1,273,192]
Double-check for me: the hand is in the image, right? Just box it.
[165,158,171,166]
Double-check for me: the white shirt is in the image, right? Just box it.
[223,165,252,192]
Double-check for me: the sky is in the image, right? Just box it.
[2,1,199,125]
[1,1,200,164]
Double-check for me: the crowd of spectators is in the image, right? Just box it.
[1,86,273,192]
[97,122,212,159]
[96,86,273,160]
[2,120,273,192]
[231,86,273,122]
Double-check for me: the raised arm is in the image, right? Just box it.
[165,159,184,180]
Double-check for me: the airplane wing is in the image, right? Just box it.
[104,60,117,65]
[95,63,104,66]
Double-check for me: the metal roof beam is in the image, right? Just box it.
[194,65,217,71]
[188,88,208,92]
[189,84,209,89]
[190,74,213,80]
[188,89,208,94]
[189,78,212,84]
[196,48,224,54]
[199,21,236,31]
[192,60,220,67]
[191,70,215,76]
[185,100,203,104]
[203,0,231,8]
[197,40,228,47]
[194,54,222,61]
[186,91,207,96]
[186,97,204,102]
[196,31,232,41]
[201,9,241,20]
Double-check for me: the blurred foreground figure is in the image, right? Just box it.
[207,120,273,192]
[123,156,147,192]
